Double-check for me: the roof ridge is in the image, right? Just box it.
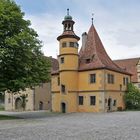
[114,57,140,61]
[92,25,123,71]
[92,25,105,67]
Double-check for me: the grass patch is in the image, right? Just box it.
[0,115,20,120]
[0,106,4,111]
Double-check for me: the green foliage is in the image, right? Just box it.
[0,92,4,102]
[0,105,4,111]
[124,83,140,110]
[0,0,51,93]
[20,94,27,111]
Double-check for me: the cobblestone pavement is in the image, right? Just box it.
[0,111,140,140]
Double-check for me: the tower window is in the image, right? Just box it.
[58,77,60,86]
[60,57,64,64]
[70,42,74,47]
[90,96,96,105]
[64,24,67,30]
[79,96,83,105]
[120,84,122,91]
[62,42,67,47]
[90,74,96,83]
[61,84,66,93]
[68,23,71,30]
[75,42,79,48]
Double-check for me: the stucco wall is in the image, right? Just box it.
[5,89,34,111]
[34,83,51,110]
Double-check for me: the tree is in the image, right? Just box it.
[124,83,140,110]
[20,94,27,111]
[0,92,4,103]
[0,0,51,93]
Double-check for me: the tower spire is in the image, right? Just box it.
[67,8,69,15]
[91,13,94,25]
[57,9,80,41]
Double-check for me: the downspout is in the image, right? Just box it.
[104,69,106,112]
[33,88,35,111]
[50,82,52,112]
[12,93,13,110]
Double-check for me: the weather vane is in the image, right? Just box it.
[91,13,94,24]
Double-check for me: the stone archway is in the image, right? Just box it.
[15,98,22,110]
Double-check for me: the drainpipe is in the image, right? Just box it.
[33,88,35,111]
[50,82,52,112]
[104,69,106,112]
[12,93,13,110]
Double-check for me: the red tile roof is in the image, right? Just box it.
[114,58,140,82]
[79,25,130,75]
[50,57,59,72]
[45,57,59,74]
[57,30,80,41]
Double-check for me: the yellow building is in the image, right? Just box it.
[51,10,131,113]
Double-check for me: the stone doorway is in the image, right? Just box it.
[39,101,43,110]
[108,98,112,111]
[61,102,66,113]
[15,98,22,110]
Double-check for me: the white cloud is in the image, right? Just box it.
[24,9,140,60]
[25,13,62,58]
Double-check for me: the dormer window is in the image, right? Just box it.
[86,59,90,64]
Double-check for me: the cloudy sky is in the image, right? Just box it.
[15,0,140,60]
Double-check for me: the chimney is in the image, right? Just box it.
[81,32,87,51]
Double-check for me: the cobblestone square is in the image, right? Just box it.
[0,111,140,140]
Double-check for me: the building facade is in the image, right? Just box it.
[51,10,131,113]
[5,57,58,111]
[114,58,140,89]
[5,83,51,111]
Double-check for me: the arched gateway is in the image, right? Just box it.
[15,98,22,110]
